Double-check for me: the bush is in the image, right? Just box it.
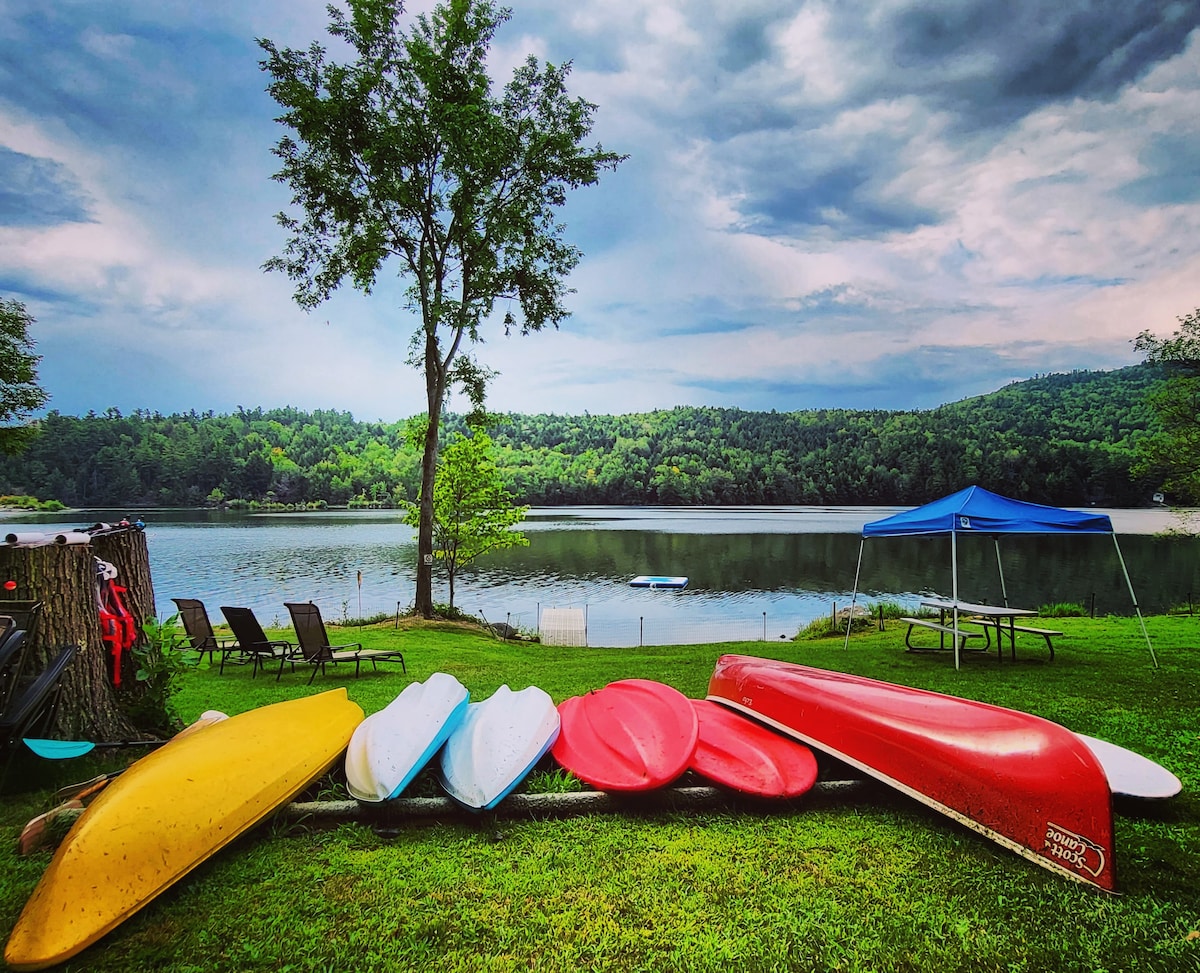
[1038,602,1087,617]
[123,614,198,733]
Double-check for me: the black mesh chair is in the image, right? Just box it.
[219,606,299,678]
[284,601,405,685]
[172,598,241,673]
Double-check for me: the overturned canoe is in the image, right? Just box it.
[689,698,818,799]
[5,689,364,971]
[345,672,469,803]
[438,684,560,811]
[706,655,1116,891]
[553,679,698,791]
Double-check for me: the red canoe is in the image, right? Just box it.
[552,679,698,791]
[690,699,818,798]
[707,655,1116,891]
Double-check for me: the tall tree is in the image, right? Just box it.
[259,0,624,617]
[1134,307,1200,502]
[0,298,49,454]
[405,427,528,609]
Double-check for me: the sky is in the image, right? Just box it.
[1,0,1198,422]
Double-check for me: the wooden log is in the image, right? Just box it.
[0,527,155,742]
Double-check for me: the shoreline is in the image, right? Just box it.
[0,503,1196,536]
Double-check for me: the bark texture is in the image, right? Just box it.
[0,527,155,741]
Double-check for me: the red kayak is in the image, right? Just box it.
[689,699,817,798]
[552,679,698,791]
[707,655,1116,891]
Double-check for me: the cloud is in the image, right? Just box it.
[0,0,1196,424]
[0,148,93,226]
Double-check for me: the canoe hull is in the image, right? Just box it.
[690,698,817,798]
[552,679,699,791]
[4,689,364,970]
[345,672,469,802]
[707,655,1116,891]
[438,685,561,810]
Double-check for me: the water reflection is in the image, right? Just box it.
[2,507,1196,646]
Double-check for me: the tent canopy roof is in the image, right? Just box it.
[862,486,1114,538]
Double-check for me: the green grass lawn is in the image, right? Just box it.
[2,615,1198,972]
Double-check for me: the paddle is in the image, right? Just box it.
[23,738,163,759]
[54,771,124,802]
[23,708,230,759]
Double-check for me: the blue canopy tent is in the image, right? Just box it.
[843,486,1157,669]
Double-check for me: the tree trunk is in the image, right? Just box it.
[415,330,447,619]
[0,527,155,742]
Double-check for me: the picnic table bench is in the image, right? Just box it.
[958,619,1062,660]
[898,617,988,653]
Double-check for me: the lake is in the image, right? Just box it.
[2,505,1195,646]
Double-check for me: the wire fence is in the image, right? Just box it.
[537,606,807,648]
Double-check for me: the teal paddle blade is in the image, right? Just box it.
[23,738,96,759]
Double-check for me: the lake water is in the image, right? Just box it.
[3,505,1195,646]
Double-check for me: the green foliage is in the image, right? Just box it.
[0,298,49,456]
[522,766,586,794]
[0,494,63,510]
[124,613,198,734]
[0,365,1167,508]
[1037,602,1087,617]
[405,429,528,608]
[1134,307,1200,502]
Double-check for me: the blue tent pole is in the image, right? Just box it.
[1111,533,1158,668]
[952,530,961,670]
[844,538,865,650]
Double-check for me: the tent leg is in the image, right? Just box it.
[952,531,961,670]
[1111,534,1158,668]
[994,537,1009,608]
[844,539,865,650]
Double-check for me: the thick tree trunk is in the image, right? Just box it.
[0,527,154,742]
[415,330,447,619]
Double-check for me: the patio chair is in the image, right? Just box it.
[0,629,32,724]
[219,606,300,679]
[171,598,241,674]
[284,602,406,686]
[0,643,79,791]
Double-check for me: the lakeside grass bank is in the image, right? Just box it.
[2,615,1197,972]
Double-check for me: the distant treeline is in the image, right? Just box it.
[0,365,1165,509]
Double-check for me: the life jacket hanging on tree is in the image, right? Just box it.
[94,558,135,686]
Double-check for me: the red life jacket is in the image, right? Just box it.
[97,576,137,686]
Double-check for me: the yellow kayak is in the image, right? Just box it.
[5,688,363,971]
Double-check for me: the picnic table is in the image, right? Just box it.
[899,599,1062,662]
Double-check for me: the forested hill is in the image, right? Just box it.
[0,365,1164,509]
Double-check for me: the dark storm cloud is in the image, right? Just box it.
[0,149,93,226]
[717,11,786,73]
[671,1,1199,235]
[885,0,1200,123]
[749,165,940,235]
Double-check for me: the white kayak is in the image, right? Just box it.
[1077,733,1182,800]
[345,672,470,802]
[438,684,560,811]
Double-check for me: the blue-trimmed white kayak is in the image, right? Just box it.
[438,685,560,811]
[345,673,469,802]
[629,575,689,589]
